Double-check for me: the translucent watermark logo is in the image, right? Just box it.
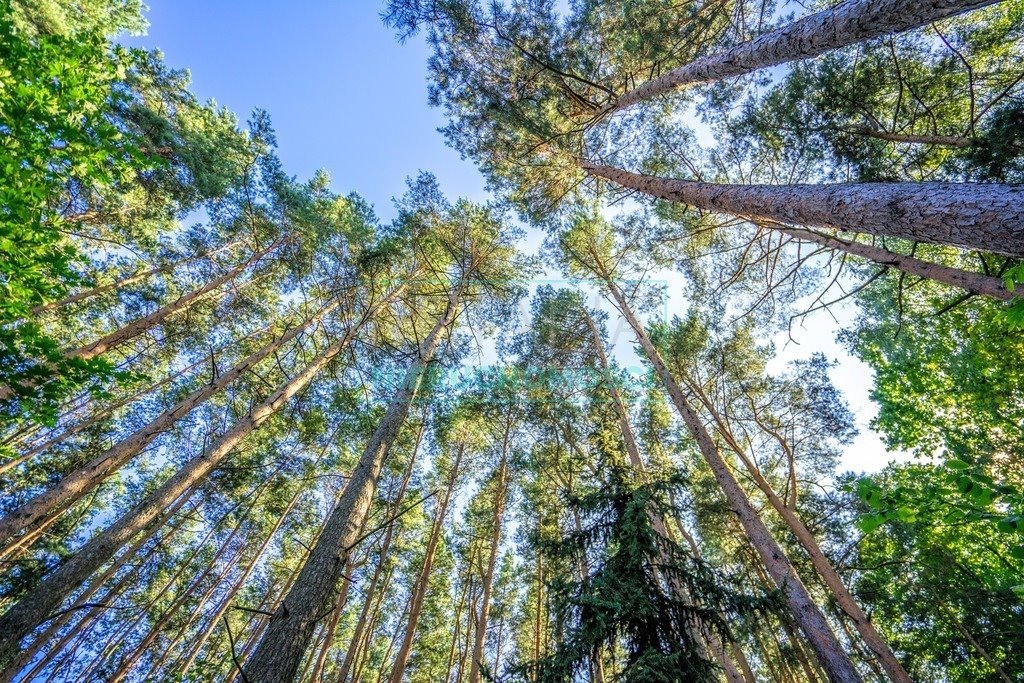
[363,278,669,403]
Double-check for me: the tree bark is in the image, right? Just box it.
[29,240,242,316]
[469,438,510,683]
[599,0,999,115]
[774,225,1015,300]
[241,291,462,683]
[688,379,913,683]
[0,309,371,673]
[583,161,1024,257]
[602,277,863,683]
[0,296,344,546]
[388,442,466,683]
[68,237,286,361]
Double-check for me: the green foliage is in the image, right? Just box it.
[514,465,775,683]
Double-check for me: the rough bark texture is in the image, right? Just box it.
[584,162,1024,257]
[241,295,460,683]
[604,279,863,683]
[601,0,999,114]
[691,382,912,683]
[0,323,362,673]
[0,298,341,546]
[775,225,1015,300]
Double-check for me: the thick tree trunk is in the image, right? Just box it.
[602,278,862,683]
[600,0,999,114]
[469,443,510,683]
[0,315,368,673]
[774,225,1015,300]
[0,297,343,546]
[242,292,461,683]
[689,380,913,683]
[583,161,1024,257]
[388,442,466,683]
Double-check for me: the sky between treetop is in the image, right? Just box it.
[121,0,910,475]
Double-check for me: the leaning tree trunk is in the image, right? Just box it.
[0,307,373,672]
[599,0,999,115]
[583,161,1024,258]
[772,225,1015,300]
[68,236,286,362]
[29,240,242,316]
[241,290,462,683]
[388,441,466,683]
[0,238,285,403]
[602,277,863,683]
[0,296,344,546]
[469,441,510,683]
[689,378,912,683]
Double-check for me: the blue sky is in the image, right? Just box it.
[124,1,488,220]
[123,1,906,474]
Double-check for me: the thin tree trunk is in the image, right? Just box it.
[944,607,1014,683]
[599,0,998,114]
[468,441,510,683]
[583,161,1024,258]
[29,240,241,316]
[774,225,1015,300]
[242,290,462,683]
[6,324,271,476]
[0,296,343,546]
[0,308,372,672]
[69,237,286,361]
[848,126,971,148]
[388,441,465,683]
[688,379,911,683]
[601,277,862,683]
[335,556,387,683]
[582,307,745,683]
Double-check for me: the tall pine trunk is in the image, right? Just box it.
[242,291,462,683]
[0,296,344,545]
[583,161,1024,257]
[468,438,510,683]
[689,379,913,683]
[601,277,863,683]
[0,306,372,672]
[388,442,465,683]
[599,0,998,114]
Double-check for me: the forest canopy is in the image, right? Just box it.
[0,0,1021,682]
